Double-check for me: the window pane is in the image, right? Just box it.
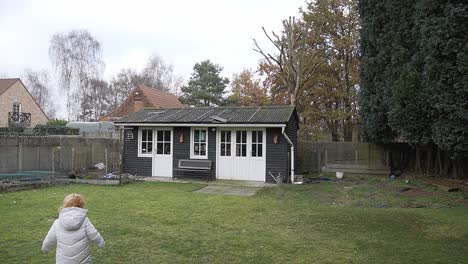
[142,130,148,141]
[157,143,163,154]
[226,144,231,156]
[252,144,257,157]
[148,130,153,141]
[200,143,206,156]
[147,142,153,153]
[164,131,171,141]
[164,143,170,154]
[258,131,263,143]
[157,131,163,142]
[200,130,206,142]
[194,130,199,142]
[236,131,240,143]
[258,144,263,157]
[221,131,225,142]
[227,131,231,142]
[194,144,200,155]
[141,142,147,153]
[221,144,226,156]
[236,144,241,156]
[252,131,257,143]
[241,144,246,156]
[242,131,247,143]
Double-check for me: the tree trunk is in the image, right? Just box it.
[343,117,353,142]
[415,148,421,174]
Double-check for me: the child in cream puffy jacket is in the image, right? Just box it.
[42,193,105,264]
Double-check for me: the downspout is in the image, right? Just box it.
[282,127,295,184]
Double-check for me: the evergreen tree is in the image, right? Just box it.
[181,60,229,106]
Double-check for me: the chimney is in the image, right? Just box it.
[133,91,143,112]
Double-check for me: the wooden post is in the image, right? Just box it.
[36,146,40,177]
[52,147,55,183]
[71,147,75,171]
[317,149,321,172]
[355,148,358,165]
[105,148,108,175]
[18,137,23,172]
[325,147,328,165]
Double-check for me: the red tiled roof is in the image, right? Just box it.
[99,84,182,121]
[0,78,19,96]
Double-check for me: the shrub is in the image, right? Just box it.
[47,119,68,126]
[33,125,79,135]
[0,126,25,135]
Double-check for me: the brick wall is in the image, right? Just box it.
[0,81,48,127]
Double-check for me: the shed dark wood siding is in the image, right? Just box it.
[123,127,152,176]
[265,127,288,183]
[265,111,298,183]
[172,127,216,180]
[286,110,298,173]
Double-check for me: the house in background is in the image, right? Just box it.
[115,106,298,183]
[0,78,48,128]
[99,84,183,122]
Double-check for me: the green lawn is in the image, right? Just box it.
[1,176,467,264]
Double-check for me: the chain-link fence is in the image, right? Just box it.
[0,135,121,191]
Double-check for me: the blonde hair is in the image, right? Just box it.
[62,193,85,209]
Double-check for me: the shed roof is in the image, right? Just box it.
[115,105,296,125]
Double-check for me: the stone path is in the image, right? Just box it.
[195,185,259,196]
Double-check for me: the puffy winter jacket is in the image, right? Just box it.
[42,207,105,264]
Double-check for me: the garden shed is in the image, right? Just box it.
[115,106,298,183]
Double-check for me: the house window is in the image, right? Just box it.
[220,130,231,156]
[156,130,171,155]
[140,128,153,155]
[251,130,263,157]
[12,102,21,113]
[191,128,208,158]
[235,130,247,157]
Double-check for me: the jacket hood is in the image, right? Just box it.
[59,207,88,231]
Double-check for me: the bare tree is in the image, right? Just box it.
[22,69,56,118]
[253,16,326,106]
[49,29,104,120]
[109,68,142,109]
[140,54,175,91]
[79,79,112,121]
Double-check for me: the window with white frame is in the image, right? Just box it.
[156,130,171,155]
[251,130,263,157]
[192,128,208,158]
[220,130,231,156]
[235,130,247,157]
[140,128,153,155]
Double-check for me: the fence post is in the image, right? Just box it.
[18,137,23,172]
[52,147,55,183]
[355,148,358,165]
[105,148,108,175]
[71,147,75,171]
[36,146,40,177]
[325,147,328,165]
[317,149,321,172]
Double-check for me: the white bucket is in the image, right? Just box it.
[336,172,344,179]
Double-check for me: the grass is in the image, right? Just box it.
[0,176,467,264]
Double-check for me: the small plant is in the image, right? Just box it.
[47,119,68,126]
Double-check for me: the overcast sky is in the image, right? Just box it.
[0,0,304,117]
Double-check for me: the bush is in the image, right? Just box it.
[47,119,68,126]
[0,126,25,135]
[33,125,79,135]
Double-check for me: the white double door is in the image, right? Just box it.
[151,128,173,177]
[217,128,266,181]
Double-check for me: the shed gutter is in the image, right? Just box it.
[115,123,286,128]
